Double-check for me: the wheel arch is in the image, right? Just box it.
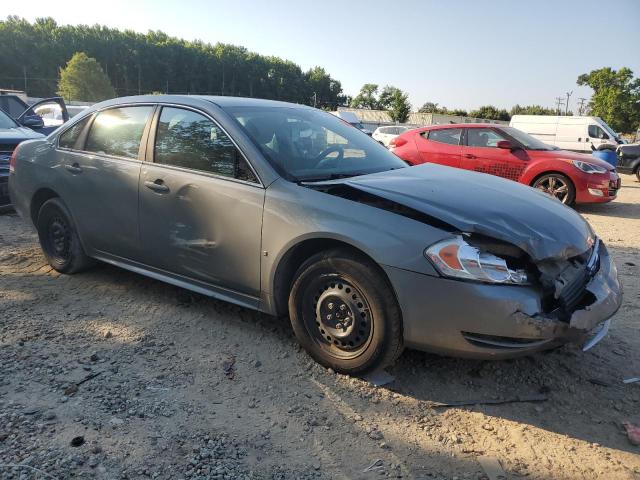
[529,170,576,190]
[30,187,60,224]
[271,237,400,319]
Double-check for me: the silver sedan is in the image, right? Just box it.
[8,95,622,374]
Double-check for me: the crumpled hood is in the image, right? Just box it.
[340,164,594,262]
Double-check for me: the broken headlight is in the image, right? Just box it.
[425,236,529,285]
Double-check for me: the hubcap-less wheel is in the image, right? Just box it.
[306,275,373,360]
[533,175,571,204]
[46,216,71,260]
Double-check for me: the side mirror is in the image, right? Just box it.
[496,140,514,149]
[21,115,45,129]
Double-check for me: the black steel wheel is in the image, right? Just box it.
[36,198,94,273]
[532,173,576,205]
[289,248,403,375]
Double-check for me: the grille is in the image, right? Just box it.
[0,143,16,154]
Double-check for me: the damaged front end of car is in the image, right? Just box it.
[460,236,622,353]
[303,164,623,357]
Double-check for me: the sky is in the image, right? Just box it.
[6,0,640,111]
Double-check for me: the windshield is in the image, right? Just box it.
[500,126,557,151]
[223,106,407,181]
[0,109,18,129]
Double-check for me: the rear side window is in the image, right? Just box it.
[0,96,27,117]
[59,117,91,150]
[85,106,153,159]
[426,128,462,145]
[154,107,257,183]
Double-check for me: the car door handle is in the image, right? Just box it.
[144,179,170,193]
[64,163,82,174]
[463,154,476,159]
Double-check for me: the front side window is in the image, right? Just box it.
[154,107,257,182]
[426,128,462,145]
[223,106,406,182]
[59,116,91,150]
[33,102,65,127]
[85,106,153,159]
[466,128,507,148]
[588,124,608,139]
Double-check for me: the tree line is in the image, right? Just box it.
[0,16,346,108]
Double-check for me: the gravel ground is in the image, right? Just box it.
[1,174,639,480]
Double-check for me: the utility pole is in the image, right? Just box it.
[565,91,573,115]
[312,92,317,108]
[577,97,588,116]
[23,66,27,93]
[555,97,565,115]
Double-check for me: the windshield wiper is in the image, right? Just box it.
[299,166,404,183]
[299,172,371,183]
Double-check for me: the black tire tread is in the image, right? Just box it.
[289,247,403,374]
[36,198,94,274]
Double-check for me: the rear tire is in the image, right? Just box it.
[288,248,403,375]
[532,173,576,205]
[36,198,94,274]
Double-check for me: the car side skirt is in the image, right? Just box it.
[92,250,261,311]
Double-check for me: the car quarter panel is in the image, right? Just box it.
[259,178,450,314]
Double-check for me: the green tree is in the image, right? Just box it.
[57,52,115,101]
[418,102,448,114]
[350,83,380,109]
[449,109,468,116]
[577,67,640,132]
[0,17,345,106]
[388,89,411,123]
[469,105,510,121]
[510,104,556,116]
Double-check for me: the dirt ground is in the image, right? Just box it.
[1,174,639,480]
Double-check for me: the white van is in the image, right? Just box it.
[509,115,622,153]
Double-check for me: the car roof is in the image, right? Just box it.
[425,123,504,130]
[92,94,312,110]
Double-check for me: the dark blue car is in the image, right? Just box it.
[0,108,44,209]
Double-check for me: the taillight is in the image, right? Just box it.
[9,144,20,173]
[390,136,407,148]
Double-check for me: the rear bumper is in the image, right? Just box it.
[384,241,622,359]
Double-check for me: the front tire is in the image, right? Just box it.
[288,248,403,375]
[532,173,576,205]
[36,198,93,274]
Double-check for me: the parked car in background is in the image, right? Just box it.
[9,95,622,373]
[0,94,69,135]
[617,142,640,180]
[390,123,620,205]
[331,110,373,135]
[372,125,414,147]
[509,115,623,153]
[0,108,45,210]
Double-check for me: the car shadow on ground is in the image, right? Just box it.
[576,200,640,220]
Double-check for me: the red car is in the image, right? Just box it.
[390,124,620,205]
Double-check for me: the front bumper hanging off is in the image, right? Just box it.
[384,240,623,359]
